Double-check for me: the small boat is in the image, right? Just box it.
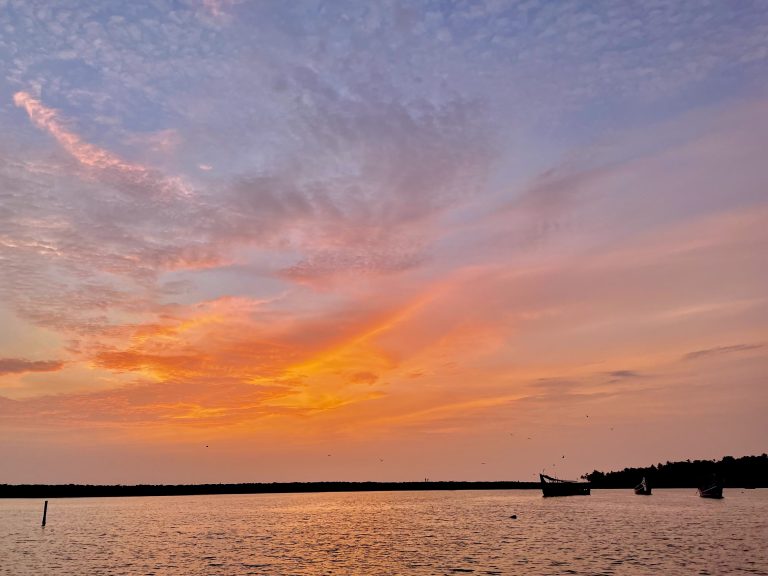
[540,474,590,497]
[698,475,723,499]
[634,477,652,495]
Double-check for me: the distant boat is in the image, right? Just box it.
[634,477,652,495]
[698,475,723,499]
[540,474,590,497]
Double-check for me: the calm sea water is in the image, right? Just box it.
[1,489,766,575]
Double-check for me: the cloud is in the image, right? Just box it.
[280,246,425,286]
[349,372,379,386]
[216,79,493,283]
[2,64,494,424]
[14,91,191,200]
[14,91,144,174]
[1,95,231,342]
[0,376,300,429]
[0,358,64,376]
[606,370,643,379]
[203,0,238,18]
[683,344,764,362]
[1,2,766,454]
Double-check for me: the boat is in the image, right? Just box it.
[540,474,590,497]
[634,477,652,495]
[698,475,723,499]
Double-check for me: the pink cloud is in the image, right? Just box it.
[202,0,240,18]
[13,91,191,199]
[14,92,146,176]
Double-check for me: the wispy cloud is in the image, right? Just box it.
[14,92,145,175]
[14,91,192,199]
[683,344,764,362]
[606,370,644,380]
[0,358,64,376]
[203,0,238,18]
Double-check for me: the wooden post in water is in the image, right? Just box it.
[41,500,48,527]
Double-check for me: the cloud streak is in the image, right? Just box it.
[14,92,145,175]
[14,91,192,200]
[683,344,764,362]
[0,358,64,376]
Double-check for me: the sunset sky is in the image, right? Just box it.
[1,1,766,484]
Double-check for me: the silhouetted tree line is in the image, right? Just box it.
[0,480,540,499]
[583,454,768,488]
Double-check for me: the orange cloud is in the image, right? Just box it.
[42,287,447,429]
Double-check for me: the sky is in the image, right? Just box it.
[0,0,767,485]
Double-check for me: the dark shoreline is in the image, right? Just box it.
[0,481,542,499]
[1,481,762,499]
[4,454,765,498]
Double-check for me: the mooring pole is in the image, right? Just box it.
[41,500,48,527]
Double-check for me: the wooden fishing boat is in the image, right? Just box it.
[634,477,652,495]
[540,474,590,497]
[698,475,723,499]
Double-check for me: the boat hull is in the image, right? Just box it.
[540,474,590,497]
[698,475,724,498]
[542,485,591,497]
[634,478,652,495]
[698,486,723,499]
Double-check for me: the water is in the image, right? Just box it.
[1,489,766,575]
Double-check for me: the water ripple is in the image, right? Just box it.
[1,490,766,575]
